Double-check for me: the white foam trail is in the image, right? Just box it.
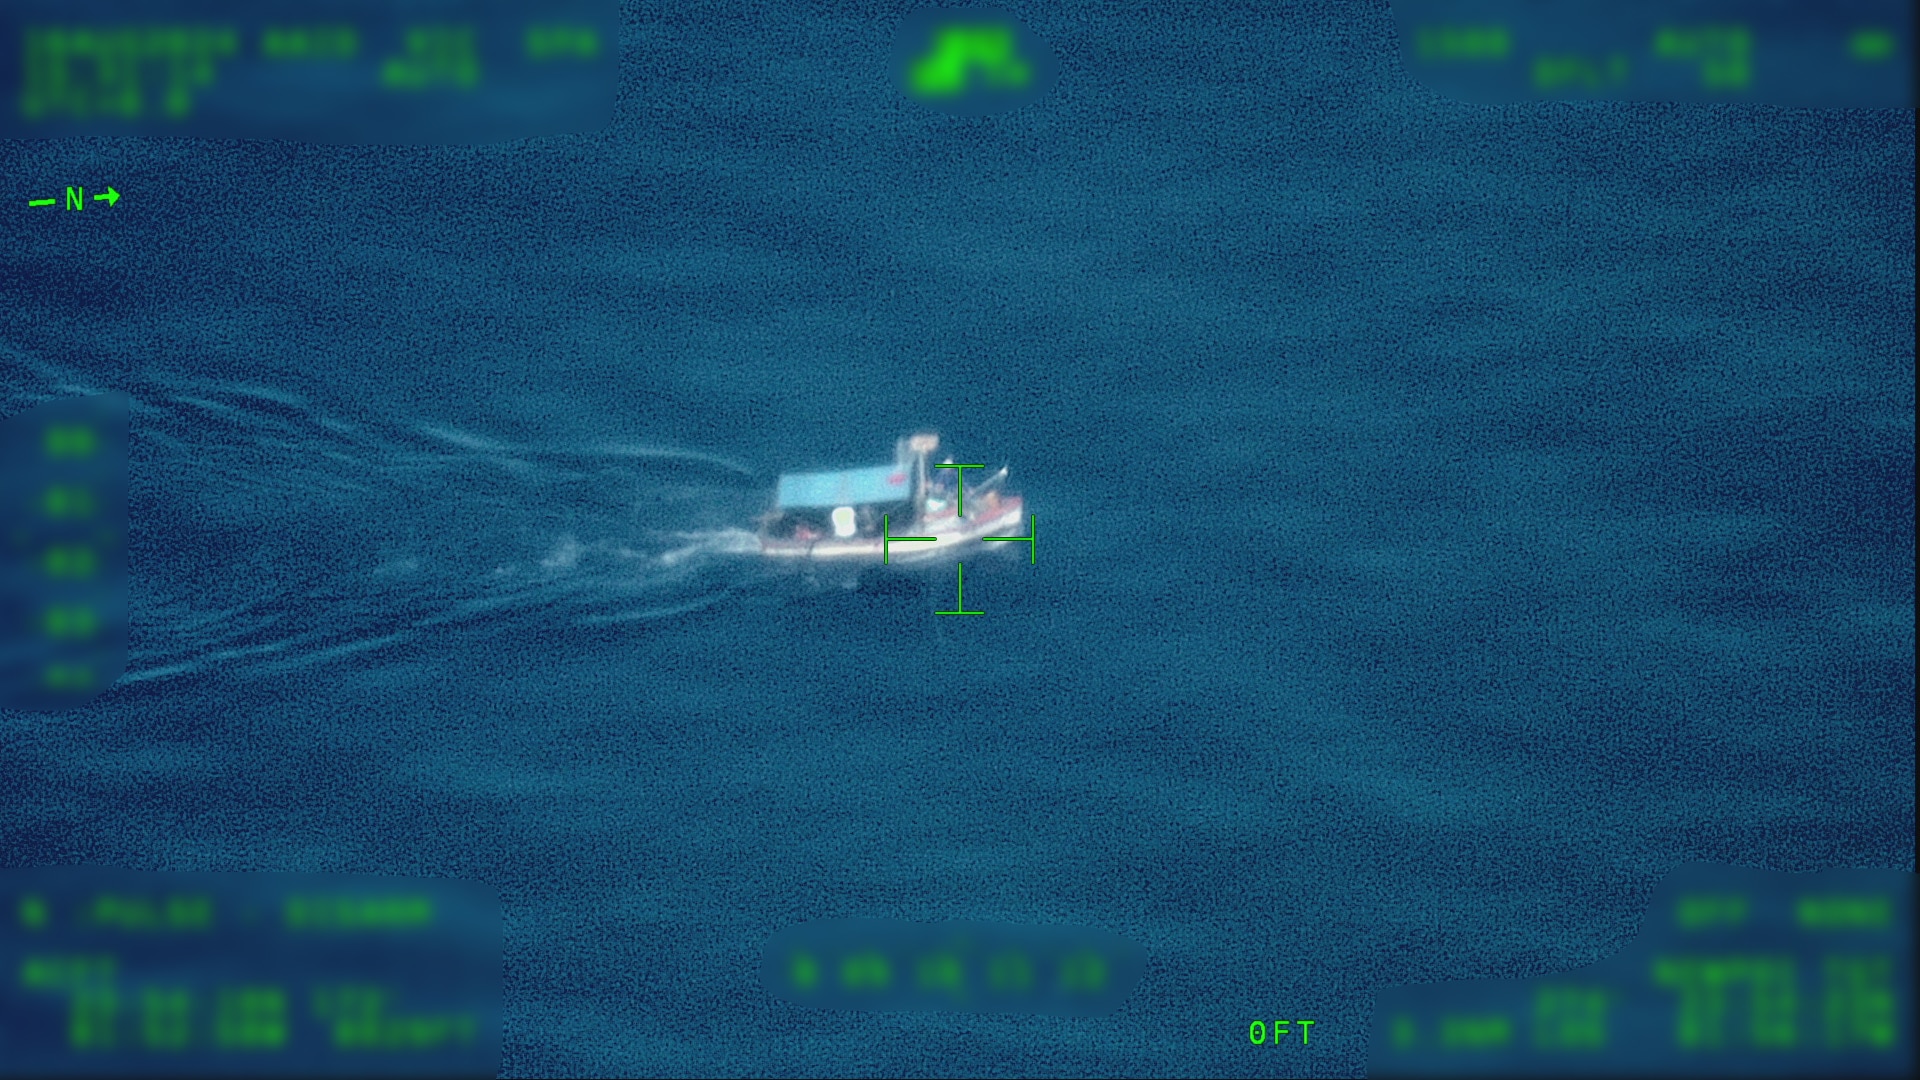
[539,536,583,570]
[580,589,738,625]
[416,424,506,451]
[590,443,759,477]
[658,528,762,567]
[258,632,413,673]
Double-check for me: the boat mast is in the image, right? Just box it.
[906,432,939,516]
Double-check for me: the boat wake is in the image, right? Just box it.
[4,373,784,688]
[657,528,765,568]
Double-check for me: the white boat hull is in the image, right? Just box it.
[759,495,1027,564]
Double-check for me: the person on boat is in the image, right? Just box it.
[924,458,959,517]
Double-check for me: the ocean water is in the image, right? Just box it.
[2,2,1913,1077]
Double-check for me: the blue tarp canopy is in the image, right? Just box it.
[776,463,912,510]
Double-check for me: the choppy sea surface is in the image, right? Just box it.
[2,3,1912,1076]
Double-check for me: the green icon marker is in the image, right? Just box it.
[895,13,1055,116]
[910,26,1031,97]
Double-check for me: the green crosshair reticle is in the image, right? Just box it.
[881,521,1037,617]
[980,516,1035,563]
[937,562,986,616]
[881,513,933,564]
[937,461,984,517]
[878,459,1038,615]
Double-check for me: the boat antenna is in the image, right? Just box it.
[907,432,938,508]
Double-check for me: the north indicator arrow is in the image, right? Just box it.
[24,186,121,208]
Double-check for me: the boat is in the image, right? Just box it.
[757,433,1027,564]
